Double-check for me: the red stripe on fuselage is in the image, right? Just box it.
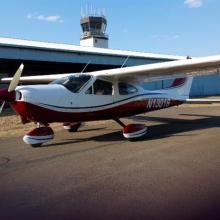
[12,99,183,124]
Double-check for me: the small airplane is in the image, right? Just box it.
[1,55,220,147]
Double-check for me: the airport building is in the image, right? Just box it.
[0,13,220,96]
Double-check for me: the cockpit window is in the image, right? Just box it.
[94,79,113,95]
[51,75,91,93]
[118,83,138,95]
[85,79,113,95]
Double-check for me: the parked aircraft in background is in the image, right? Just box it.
[1,55,220,147]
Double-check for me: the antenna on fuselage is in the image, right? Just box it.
[121,56,130,68]
[81,60,91,73]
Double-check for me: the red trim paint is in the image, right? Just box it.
[0,89,15,102]
[12,99,183,124]
[27,127,54,136]
[123,124,146,134]
[171,78,186,88]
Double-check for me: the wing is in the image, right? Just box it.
[93,55,220,82]
[1,73,73,84]
[1,55,220,84]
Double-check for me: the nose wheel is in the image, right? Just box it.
[23,124,54,147]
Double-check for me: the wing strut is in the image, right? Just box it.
[121,56,130,68]
[81,60,91,74]
[113,118,126,128]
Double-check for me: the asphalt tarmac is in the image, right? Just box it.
[0,105,220,220]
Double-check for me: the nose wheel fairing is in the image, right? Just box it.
[23,126,54,147]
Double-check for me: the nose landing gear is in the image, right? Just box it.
[23,123,54,147]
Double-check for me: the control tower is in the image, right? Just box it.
[80,12,108,48]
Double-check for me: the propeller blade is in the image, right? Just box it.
[0,101,5,114]
[8,63,24,92]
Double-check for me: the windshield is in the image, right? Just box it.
[51,75,91,93]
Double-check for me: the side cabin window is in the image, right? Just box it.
[118,83,138,95]
[85,79,113,95]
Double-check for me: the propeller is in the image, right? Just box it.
[0,101,5,114]
[0,63,24,114]
[8,63,24,92]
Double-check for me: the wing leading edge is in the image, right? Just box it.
[1,73,72,84]
[94,55,220,82]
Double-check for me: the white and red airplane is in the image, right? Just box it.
[1,55,220,147]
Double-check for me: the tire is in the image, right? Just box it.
[31,143,43,148]
[68,123,82,132]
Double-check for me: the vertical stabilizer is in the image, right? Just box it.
[165,77,193,98]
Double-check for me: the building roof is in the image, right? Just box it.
[0,37,186,61]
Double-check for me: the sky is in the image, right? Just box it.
[0,0,220,57]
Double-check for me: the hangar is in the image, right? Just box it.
[0,36,183,76]
[0,13,220,96]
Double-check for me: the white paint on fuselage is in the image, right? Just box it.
[16,84,77,109]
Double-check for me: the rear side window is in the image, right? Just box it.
[119,83,138,95]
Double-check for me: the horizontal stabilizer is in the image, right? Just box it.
[186,98,220,104]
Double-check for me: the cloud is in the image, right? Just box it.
[184,0,203,8]
[26,13,33,19]
[173,35,180,39]
[26,13,64,23]
[122,28,128,33]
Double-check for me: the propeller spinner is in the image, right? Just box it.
[0,63,24,113]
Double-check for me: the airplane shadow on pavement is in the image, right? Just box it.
[131,113,220,140]
[23,113,220,165]
[44,113,220,148]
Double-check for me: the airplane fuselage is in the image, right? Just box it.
[11,75,184,124]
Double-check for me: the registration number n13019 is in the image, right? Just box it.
[147,98,171,109]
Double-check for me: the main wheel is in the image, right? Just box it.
[123,124,147,139]
[63,122,82,132]
[31,143,43,148]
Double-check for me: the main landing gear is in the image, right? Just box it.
[113,118,148,140]
[63,122,83,132]
[23,123,54,147]
[22,119,146,147]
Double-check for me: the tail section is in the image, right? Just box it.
[164,77,193,98]
[170,78,187,88]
